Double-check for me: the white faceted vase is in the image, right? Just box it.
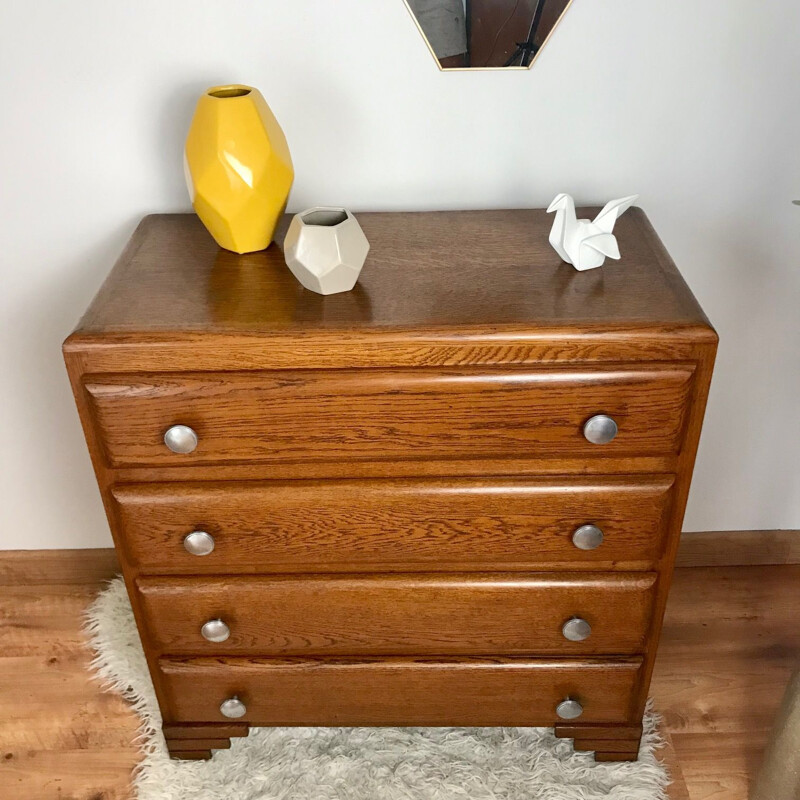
[284,208,370,295]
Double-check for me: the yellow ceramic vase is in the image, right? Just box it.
[184,85,294,254]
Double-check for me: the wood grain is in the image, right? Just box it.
[63,210,717,373]
[167,750,212,760]
[0,580,141,799]
[653,565,800,799]
[161,722,248,739]
[1,749,137,800]
[653,565,800,735]
[669,732,766,800]
[0,549,119,586]
[84,365,695,468]
[136,572,657,657]
[64,328,717,374]
[555,721,644,761]
[0,585,108,659]
[676,529,800,568]
[554,723,643,740]
[573,738,643,752]
[8,556,794,799]
[628,342,716,724]
[660,729,691,800]
[60,209,718,764]
[114,476,675,573]
[91,453,683,484]
[69,210,712,335]
[594,750,641,762]
[158,656,643,726]
[163,737,230,749]
[2,528,794,589]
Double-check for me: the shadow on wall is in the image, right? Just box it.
[155,80,218,207]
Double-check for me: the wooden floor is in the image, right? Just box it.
[1,559,798,800]
[652,565,800,799]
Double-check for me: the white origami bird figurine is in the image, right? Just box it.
[547,193,639,271]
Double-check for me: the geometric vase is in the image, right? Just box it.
[284,208,370,295]
[184,85,294,254]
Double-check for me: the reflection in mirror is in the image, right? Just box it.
[404,0,572,69]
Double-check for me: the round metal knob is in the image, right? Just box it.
[562,617,592,642]
[201,619,230,643]
[183,531,215,556]
[556,698,584,720]
[572,524,604,551]
[219,696,246,719]
[164,424,198,454]
[583,414,618,445]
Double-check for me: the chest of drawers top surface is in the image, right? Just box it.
[65,209,714,372]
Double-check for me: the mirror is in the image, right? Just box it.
[403,0,572,69]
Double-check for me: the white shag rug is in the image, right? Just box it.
[86,577,671,800]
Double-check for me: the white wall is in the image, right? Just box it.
[1,0,798,549]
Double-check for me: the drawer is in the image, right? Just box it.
[85,366,694,468]
[159,656,643,726]
[137,573,657,656]
[114,476,674,573]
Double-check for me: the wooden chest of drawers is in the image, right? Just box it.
[64,209,716,762]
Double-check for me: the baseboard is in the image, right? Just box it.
[0,530,797,585]
[0,548,121,586]
[675,530,800,568]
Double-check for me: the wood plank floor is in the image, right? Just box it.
[652,565,800,799]
[0,564,797,800]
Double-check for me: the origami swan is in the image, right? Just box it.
[547,193,639,271]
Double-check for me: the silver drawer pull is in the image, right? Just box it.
[562,617,592,642]
[572,524,603,551]
[183,531,215,556]
[219,696,247,719]
[164,424,198,454]
[201,619,231,643]
[556,698,584,720]
[583,414,618,444]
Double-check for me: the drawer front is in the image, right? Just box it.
[138,573,657,656]
[114,476,674,573]
[85,366,694,468]
[159,656,643,726]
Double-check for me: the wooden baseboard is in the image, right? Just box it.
[0,530,797,585]
[676,530,800,568]
[0,548,120,586]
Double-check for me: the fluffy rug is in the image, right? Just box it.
[86,577,671,800]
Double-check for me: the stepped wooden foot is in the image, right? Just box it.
[163,721,249,761]
[555,722,643,763]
